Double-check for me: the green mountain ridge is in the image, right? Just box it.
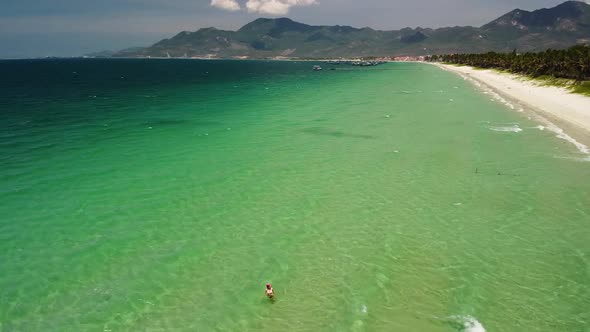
[113,1,590,58]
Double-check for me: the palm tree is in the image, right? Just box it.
[426,46,590,82]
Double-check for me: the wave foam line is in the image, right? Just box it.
[445,66,588,155]
[450,315,486,332]
[544,123,590,154]
[454,70,517,110]
[488,124,523,133]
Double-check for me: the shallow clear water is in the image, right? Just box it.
[1,60,589,331]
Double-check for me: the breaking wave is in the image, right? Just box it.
[488,124,523,133]
[544,123,590,154]
[435,63,589,156]
[449,315,486,332]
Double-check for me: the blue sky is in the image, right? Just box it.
[0,0,580,58]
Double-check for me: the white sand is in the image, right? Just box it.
[433,63,590,147]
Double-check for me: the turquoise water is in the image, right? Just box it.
[1,60,589,331]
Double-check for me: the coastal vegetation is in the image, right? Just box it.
[426,45,590,95]
[426,46,590,81]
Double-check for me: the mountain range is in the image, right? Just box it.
[113,1,590,58]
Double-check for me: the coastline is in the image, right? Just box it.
[431,62,590,152]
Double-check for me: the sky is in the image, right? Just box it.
[0,0,584,58]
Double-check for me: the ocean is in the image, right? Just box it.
[1,59,589,331]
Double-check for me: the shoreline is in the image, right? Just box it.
[432,62,590,154]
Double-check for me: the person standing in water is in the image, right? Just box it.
[265,283,275,299]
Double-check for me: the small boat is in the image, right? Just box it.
[312,65,322,71]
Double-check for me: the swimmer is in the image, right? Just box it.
[265,283,274,299]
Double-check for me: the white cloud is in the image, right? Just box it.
[209,0,317,15]
[246,0,317,15]
[210,0,241,11]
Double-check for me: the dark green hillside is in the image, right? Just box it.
[112,1,590,58]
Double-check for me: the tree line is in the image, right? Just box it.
[426,45,590,81]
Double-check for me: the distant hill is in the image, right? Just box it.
[85,47,145,58]
[114,1,590,58]
[84,50,117,58]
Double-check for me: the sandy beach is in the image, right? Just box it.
[433,63,590,151]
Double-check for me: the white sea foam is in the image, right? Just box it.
[521,110,590,155]
[450,315,486,332]
[544,123,590,154]
[434,63,590,156]
[488,124,522,133]
[520,109,590,155]
[556,155,590,162]
[488,90,515,109]
[454,70,517,111]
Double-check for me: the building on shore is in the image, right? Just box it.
[393,56,426,62]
